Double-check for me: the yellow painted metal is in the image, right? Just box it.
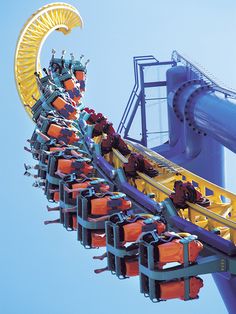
[110,142,236,243]
[15,3,83,119]
[112,148,128,168]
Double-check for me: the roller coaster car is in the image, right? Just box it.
[73,70,86,92]
[170,180,210,210]
[77,189,132,216]
[45,121,79,144]
[83,109,105,125]
[31,117,66,153]
[75,188,108,248]
[95,220,140,278]
[90,192,132,216]
[49,92,78,120]
[108,212,166,243]
[34,110,65,126]
[63,78,82,103]
[33,140,68,163]
[92,119,116,137]
[123,153,159,178]
[52,69,82,104]
[140,230,203,267]
[62,177,110,205]
[101,133,131,156]
[44,153,92,202]
[141,276,203,302]
[37,146,80,178]
[49,152,93,176]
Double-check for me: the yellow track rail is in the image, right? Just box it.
[106,141,236,243]
[14,3,83,118]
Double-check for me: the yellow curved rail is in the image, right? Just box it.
[14,2,83,118]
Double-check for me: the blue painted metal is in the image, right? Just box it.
[140,65,147,147]
[117,56,175,146]
[214,273,236,314]
[156,64,225,187]
[163,53,236,312]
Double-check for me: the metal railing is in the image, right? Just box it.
[172,50,236,99]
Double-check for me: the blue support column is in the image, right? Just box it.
[140,65,147,147]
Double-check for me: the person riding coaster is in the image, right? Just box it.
[25,136,83,160]
[33,110,73,131]
[47,176,110,211]
[45,173,83,210]
[108,212,166,243]
[63,177,110,198]
[140,230,203,268]
[59,190,132,216]
[24,147,87,179]
[89,211,166,243]
[169,180,211,209]
[37,123,80,145]
[35,115,80,145]
[42,152,93,203]
[28,117,72,155]
[53,156,93,177]
[49,51,87,93]
[33,82,79,121]
[46,92,79,120]
[49,63,83,104]
[57,70,83,104]
[45,198,107,247]
[142,276,204,302]
[123,152,159,178]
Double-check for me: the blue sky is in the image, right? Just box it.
[1,1,236,313]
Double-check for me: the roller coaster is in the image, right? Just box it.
[15,3,236,313]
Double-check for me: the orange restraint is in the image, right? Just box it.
[123,219,166,243]
[47,124,79,144]
[49,146,66,152]
[52,96,77,120]
[53,191,60,202]
[74,70,86,81]
[72,215,77,230]
[91,232,106,248]
[91,195,132,215]
[159,277,203,300]
[74,70,86,92]
[71,180,110,199]
[63,79,82,104]
[158,238,203,265]
[125,259,139,277]
[57,159,93,175]
[72,182,90,198]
